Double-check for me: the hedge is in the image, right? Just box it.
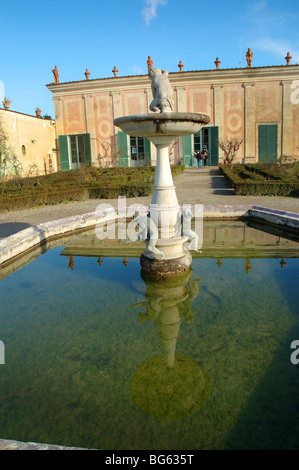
[0,164,185,212]
[219,164,299,197]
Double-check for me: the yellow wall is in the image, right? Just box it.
[0,109,57,176]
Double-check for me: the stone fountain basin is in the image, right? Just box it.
[114,112,210,138]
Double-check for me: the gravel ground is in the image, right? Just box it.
[0,167,298,240]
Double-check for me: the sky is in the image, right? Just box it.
[1,0,298,117]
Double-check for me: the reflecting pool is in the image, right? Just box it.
[0,221,298,449]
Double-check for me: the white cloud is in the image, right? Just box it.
[253,37,299,63]
[132,65,145,75]
[245,1,297,29]
[141,0,168,27]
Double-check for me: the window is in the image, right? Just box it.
[69,135,85,168]
[21,145,26,156]
[59,134,91,171]
[194,133,201,153]
[194,128,209,152]
[130,136,145,161]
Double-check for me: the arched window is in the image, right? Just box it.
[21,145,26,156]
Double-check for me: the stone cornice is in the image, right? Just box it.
[46,65,299,97]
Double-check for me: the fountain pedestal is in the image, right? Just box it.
[114,112,210,275]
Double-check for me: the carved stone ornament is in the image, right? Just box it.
[285,52,292,65]
[214,57,221,70]
[148,68,174,113]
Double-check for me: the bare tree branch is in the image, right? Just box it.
[217,138,242,169]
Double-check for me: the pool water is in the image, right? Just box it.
[0,221,298,450]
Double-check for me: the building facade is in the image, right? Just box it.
[0,108,57,176]
[47,62,299,170]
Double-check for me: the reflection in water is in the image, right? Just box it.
[280,258,286,269]
[130,269,210,420]
[0,219,298,448]
[68,256,74,271]
[245,258,251,274]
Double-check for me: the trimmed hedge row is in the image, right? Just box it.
[0,182,154,212]
[219,164,299,197]
[244,163,299,183]
[0,165,184,212]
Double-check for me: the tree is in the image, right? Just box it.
[0,118,22,181]
[217,138,242,169]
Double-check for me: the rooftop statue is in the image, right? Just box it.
[147,55,153,72]
[246,48,253,67]
[51,65,59,83]
[148,68,174,113]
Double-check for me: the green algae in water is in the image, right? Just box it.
[0,227,299,449]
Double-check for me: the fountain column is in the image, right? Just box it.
[114,67,210,275]
[149,136,180,240]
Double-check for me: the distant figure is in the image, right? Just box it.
[246,48,253,67]
[194,151,202,168]
[147,55,153,72]
[148,68,174,113]
[201,147,208,167]
[52,66,59,83]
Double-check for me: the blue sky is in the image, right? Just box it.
[1,0,298,117]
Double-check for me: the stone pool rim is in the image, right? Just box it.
[1,204,299,268]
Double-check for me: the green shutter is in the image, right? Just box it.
[83,133,92,166]
[209,127,219,166]
[183,135,192,167]
[258,125,268,163]
[144,138,151,165]
[267,125,278,163]
[258,125,278,163]
[58,135,70,171]
[118,131,128,167]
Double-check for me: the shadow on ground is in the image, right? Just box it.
[0,223,32,239]
[209,170,236,196]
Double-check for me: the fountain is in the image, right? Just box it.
[114,67,210,275]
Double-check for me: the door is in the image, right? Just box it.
[130,136,145,167]
[70,135,85,169]
[187,127,219,167]
[209,126,219,166]
[118,133,151,167]
[258,125,278,163]
[183,135,193,167]
[58,134,91,171]
[118,131,129,167]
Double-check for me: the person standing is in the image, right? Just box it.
[202,147,208,167]
[194,151,202,168]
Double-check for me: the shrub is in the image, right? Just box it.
[219,163,299,197]
[0,164,184,212]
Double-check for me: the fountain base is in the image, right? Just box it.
[140,250,192,275]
